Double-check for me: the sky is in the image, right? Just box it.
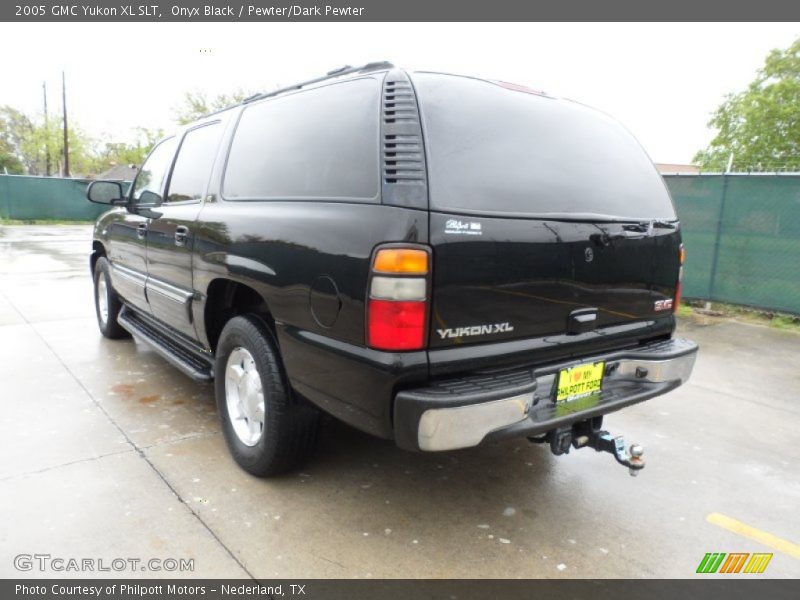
[0,22,797,163]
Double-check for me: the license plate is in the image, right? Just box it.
[556,361,605,403]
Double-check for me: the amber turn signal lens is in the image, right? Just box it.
[373,248,429,274]
[679,245,686,265]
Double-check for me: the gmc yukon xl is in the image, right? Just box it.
[87,62,698,477]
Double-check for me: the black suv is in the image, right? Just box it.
[87,62,697,477]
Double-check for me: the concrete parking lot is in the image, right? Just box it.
[0,224,798,579]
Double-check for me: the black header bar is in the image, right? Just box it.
[3,579,800,600]
[3,0,800,22]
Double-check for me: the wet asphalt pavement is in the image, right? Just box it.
[0,224,798,579]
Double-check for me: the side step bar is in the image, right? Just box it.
[117,306,214,381]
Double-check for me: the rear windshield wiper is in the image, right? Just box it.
[589,220,676,245]
[622,219,677,234]
[652,219,678,229]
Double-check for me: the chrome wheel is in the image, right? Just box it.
[225,347,265,446]
[97,276,109,326]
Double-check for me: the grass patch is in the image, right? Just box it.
[682,299,800,333]
[0,218,94,225]
[770,315,799,331]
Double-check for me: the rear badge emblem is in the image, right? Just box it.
[436,322,514,339]
[654,299,674,311]
[584,247,594,262]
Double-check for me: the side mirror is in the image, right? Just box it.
[87,180,126,205]
[130,190,163,219]
[136,190,162,206]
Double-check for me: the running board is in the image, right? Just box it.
[117,306,214,381]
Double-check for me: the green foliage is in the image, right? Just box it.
[18,117,61,175]
[1,105,93,176]
[0,147,24,174]
[91,127,163,173]
[173,90,251,125]
[0,106,33,174]
[0,104,163,178]
[0,218,94,225]
[2,87,248,177]
[695,38,800,171]
[770,314,800,331]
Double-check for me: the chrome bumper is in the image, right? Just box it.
[394,338,698,452]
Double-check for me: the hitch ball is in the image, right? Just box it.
[628,443,645,477]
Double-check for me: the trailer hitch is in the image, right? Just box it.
[529,418,645,476]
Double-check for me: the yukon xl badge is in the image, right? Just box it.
[437,322,514,339]
[445,219,482,236]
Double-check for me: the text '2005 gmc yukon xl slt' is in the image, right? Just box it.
[87,62,698,477]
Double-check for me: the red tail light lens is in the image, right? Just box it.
[674,243,685,313]
[367,299,426,350]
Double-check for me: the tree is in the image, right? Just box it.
[90,127,163,174]
[173,90,252,125]
[694,38,800,171]
[0,106,34,174]
[19,118,65,175]
[0,143,23,174]
[1,106,96,176]
[1,103,164,178]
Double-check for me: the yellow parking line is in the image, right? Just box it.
[707,512,800,560]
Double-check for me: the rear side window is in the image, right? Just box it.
[223,78,380,202]
[412,73,676,220]
[167,123,223,203]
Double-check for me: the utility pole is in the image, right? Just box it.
[61,71,70,177]
[42,82,51,176]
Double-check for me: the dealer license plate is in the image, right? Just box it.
[555,361,605,403]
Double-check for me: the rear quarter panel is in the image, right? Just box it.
[191,200,429,437]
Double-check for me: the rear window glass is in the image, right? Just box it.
[223,78,380,202]
[412,73,676,220]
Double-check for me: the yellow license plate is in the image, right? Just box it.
[556,361,605,403]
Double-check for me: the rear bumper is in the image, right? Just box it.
[393,337,698,451]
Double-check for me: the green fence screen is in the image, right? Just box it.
[1,173,798,315]
[0,175,110,221]
[665,174,800,315]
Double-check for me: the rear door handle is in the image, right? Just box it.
[174,225,189,247]
[137,223,148,240]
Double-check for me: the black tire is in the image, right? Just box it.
[215,314,319,477]
[93,257,129,339]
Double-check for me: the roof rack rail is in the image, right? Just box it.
[198,61,394,121]
[242,61,395,105]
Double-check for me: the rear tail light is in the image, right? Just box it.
[373,248,429,274]
[367,246,430,351]
[674,243,685,312]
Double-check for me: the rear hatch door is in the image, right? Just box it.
[429,213,680,348]
[411,72,681,353]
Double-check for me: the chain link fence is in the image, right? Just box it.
[0,174,108,221]
[2,172,798,315]
[664,174,800,315]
